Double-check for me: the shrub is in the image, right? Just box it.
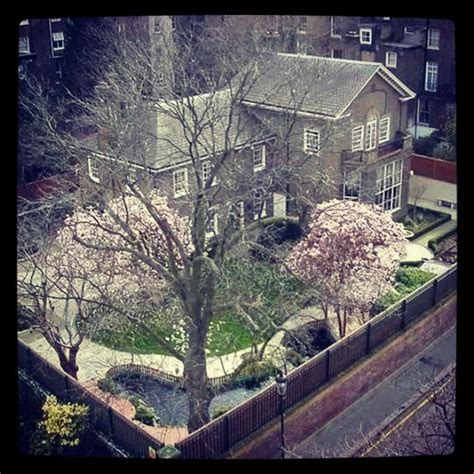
[97,377,120,395]
[232,360,278,389]
[211,405,232,419]
[285,347,305,367]
[127,395,159,426]
[395,266,434,290]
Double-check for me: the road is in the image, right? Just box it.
[288,324,456,458]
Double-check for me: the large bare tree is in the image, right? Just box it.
[17,17,339,432]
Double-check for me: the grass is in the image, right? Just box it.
[91,258,305,357]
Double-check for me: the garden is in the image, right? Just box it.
[403,205,451,239]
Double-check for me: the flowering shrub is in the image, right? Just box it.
[37,395,89,451]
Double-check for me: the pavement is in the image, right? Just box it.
[287,323,456,458]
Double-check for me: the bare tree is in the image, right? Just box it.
[17,18,342,432]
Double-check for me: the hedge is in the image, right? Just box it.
[428,226,458,252]
[405,208,452,241]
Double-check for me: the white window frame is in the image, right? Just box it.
[206,207,219,238]
[360,28,372,45]
[201,160,217,186]
[365,119,377,151]
[330,16,341,38]
[385,51,397,69]
[375,159,403,212]
[379,117,390,144]
[253,192,267,221]
[117,23,126,33]
[20,19,29,26]
[252,143,266,171]
[417,99,430,126]
[19,36,30,54]
[404,26,416,35]
[52,32,64,53]
[304,129,320,155]
[127,166,138,184]
[88,157,100,183]
[50,18,61,22]
[173,167,188,198]
[425,61,438,92]
[235,201,245,229]
[343,169,361,201]
[427,28,440,50]
[351,125,364,152]
[331,48,342,59]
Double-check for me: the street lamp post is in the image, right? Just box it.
[275,370,288,459]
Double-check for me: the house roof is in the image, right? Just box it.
[151,89,268,169]
[242,53,415,118]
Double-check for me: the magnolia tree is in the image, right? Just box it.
[285,199,408,338]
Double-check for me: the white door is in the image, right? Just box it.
[273,192,286,217]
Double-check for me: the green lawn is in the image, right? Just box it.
[90,258,305,357]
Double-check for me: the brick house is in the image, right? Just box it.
[84,52,416,228]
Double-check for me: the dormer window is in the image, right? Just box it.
[360,28,372,45]
[379,117,391,144]
[52,32,64,53]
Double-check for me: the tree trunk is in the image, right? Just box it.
[184,322,212,432]
[335,305,344,339]
[54,345,79,379]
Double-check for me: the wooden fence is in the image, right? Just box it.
[18,265,457,459]
[17,342,163,458]
[106,364,234,389]
[411,154,457,184]
[174,264,457,459]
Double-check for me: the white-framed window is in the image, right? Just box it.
[379,117,391,144]
[19,36,30,54]
[343,169,361,201]
[425,61,438,92]
[331,48,342,59]
[385,51,397,69]
[206,207,219,237]
[404,26,416,35]
[360,28,372,45]
[427,28,440,50]
[252,143,266,171]
[234,201,245,229]
[52,32,64,52]
[365,119,377,150]
[50,18,61,22]
[351,125,364,152]
[157,72,165,86]
[20,19,29,26]
[127,167,138,184]
[201,160,217,186]
[117,23,126,33]
[330,16,341,37]
[173,167,188,197]
[417,99,430,126]
[304,129,320,155]
[88,157,100,183]
[55,61,62,80]
[375,159,403,212]
[253,191,267,220]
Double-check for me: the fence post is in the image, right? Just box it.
[325,349,331,382]
[401,300,407,329]
[432,278,438,306]
[223,415,230,452]
[108,406,115,439]
[366,323,371,354]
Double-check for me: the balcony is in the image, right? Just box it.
[342,132,412,165]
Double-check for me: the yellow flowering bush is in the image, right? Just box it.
[39,395,89,448]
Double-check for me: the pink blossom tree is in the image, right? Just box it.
[285,199,407,338]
